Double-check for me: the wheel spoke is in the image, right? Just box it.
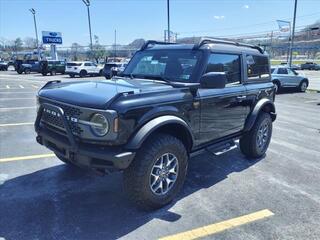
[150,173,160,187]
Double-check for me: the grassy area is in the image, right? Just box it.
[271,59,320,66]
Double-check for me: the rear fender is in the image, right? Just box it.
[244,99,276,132]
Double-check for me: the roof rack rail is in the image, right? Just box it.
[140,40,176,51]
[193,37,264,54]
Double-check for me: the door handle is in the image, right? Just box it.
[236,96,247,101]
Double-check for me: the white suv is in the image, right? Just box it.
[65,61,104,78]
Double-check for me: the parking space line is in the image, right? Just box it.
[159,209,274,240]
[0,122,33,127]
[0,106,36,110]
[0,98,35,100]
[19,85,25,89]
[0,88,27,90]
[6,85,10,89]
[31,85,39,89]
[0,153,55,163]
[0,92,36,94]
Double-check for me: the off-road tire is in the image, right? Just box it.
[50,69,57,76]
[123,133,188,210]
[79,70,87,78]
[240,112,272,159]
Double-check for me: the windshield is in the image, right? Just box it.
[123,50,202,82]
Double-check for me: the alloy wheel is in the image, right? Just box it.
[256,120,270,150]
[149,153,179,196]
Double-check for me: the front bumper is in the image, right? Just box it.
[35,103,135,170]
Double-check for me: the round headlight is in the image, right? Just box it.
[90,113,109,136]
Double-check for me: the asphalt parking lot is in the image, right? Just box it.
[0,70,319,240]
[297,70,320,91]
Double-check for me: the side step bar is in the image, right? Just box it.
[206,140,237,156]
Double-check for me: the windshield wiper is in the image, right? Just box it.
[120,73,181,87]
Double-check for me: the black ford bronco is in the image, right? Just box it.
[35,38,276,210]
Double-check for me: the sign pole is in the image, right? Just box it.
[50,45,58,60]
[167,0,170,43]
[29,8,40,60]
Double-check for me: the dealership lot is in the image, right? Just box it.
[296,70,320,91]
[0,71,320,240]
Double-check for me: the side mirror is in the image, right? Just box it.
[200,72,227,89]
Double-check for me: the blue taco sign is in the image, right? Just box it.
[42,31,62,44]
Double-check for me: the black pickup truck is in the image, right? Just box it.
[35,38,276,210]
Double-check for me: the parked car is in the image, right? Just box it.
[289,64,301,70]
[7,60,15,68]
[35,39,276,210]
[0,61,8,71]
[40,60,66,76]
[271,66,309,92]
[300,62,320,70]
[65,61,103,78]
[16,60,41,74]
[277,63,300,70]
[103,62,128,79]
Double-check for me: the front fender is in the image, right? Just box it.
[126,115,193,150]
[244,99,276,132]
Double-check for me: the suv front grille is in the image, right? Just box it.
[39,99,83,136]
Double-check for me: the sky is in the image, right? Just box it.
[0,0,319,47]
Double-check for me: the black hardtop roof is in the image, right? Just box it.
[141,38,266,55]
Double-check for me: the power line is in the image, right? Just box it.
[179,12,320,35]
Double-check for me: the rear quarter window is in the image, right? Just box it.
[247,55,270,81]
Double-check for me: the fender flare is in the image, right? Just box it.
[126,115,194,150]
[244,99,276,132]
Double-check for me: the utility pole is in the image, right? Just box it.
[82,0,93,53]
[114,29,117,60]
[270,31,274,58]
[29,8,40,60]
[167,0,170,42]
[288,0,298,67]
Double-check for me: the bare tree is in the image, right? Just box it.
[91,35,106,63]
[71,43,84,61]
[24,37,37,49]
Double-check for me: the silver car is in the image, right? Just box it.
[271,66,309,93]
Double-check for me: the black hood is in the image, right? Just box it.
[38,78,173,109]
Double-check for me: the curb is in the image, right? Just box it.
[307,89,320,93]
